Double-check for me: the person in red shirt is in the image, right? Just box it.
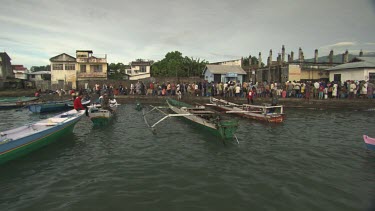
[74,94,85,111]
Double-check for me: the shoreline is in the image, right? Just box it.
[1,90,374,110]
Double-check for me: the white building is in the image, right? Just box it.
[203,65,247,84]
[328,57,375,82]
[125,61,152,80]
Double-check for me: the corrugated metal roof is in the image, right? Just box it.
[327,57,375,71]
[204,65,247,74]
[28,71,51,75]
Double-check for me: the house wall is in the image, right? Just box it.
[51,62,77,89]
[287,65,301,82]
[203,69,214,82]
[329,68,375,82]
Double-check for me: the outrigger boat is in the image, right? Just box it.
[207,97,284,123]
[87,99,119,126]
[0,109,85,164]
[363,135,375,150]
[143,98,239,141]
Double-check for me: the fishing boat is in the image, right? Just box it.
[87,100,119,126]
[144,98,238,140]
[0,97,39,109]
[363,135,375,150]
[207,97,284,123]
[29,101,69,113]
[0,109,85,164]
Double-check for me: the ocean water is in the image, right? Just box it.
[0,105,375,211]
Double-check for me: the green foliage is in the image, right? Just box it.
[30,65,50,72]
[242,55,264,67]
[151,51,209,77]
[108,62,129,72]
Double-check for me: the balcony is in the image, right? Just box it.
[76,57,107,63]
[77,72,107,78]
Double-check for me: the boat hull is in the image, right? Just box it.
[363,135,375,150]
[167,99,238,139]
[89,108,113,126]
[0,116,81,164]
[29,103,68,113]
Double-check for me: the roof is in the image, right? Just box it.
[204,65,247,75]
[131,61,152,66]
[327,57,375,71]
[50,53,76,62]
[0,52,11,61]
[28,71,51,75]
[12,65,27,71]
[76,50,93,53]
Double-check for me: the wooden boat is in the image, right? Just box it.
[29,101,69,113]
[207,97,284,123]
[0,97,39,109]
[87,100,119,126]
[363,135,375,150]
[164,98,238,140]
[0,109,85,164]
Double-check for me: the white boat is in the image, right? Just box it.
[87,100,120,126]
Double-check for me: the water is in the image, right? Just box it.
[0,106,375,211]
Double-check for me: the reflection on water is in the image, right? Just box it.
[0,106,375,211]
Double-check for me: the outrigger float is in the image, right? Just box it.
[207,97,285,123]
[143,98,239,142]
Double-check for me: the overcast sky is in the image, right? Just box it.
[1,0,375,68]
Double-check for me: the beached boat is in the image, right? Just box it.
[0,97,39,109]
[207,97,284,123]
[0,109,85,164]
[363,135,375,150]
[29,101,69,113]
[87,100,119,126]
[163,98,238,139]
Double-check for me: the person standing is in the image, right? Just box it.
[247,88,254,104]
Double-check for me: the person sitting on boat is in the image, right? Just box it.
[74,94,85,111]
[101,94,113,112]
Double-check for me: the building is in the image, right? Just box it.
[210,59,242,66]
[327,57,375,82]
[0,52,13,88]
[27,71,51,90]
[12,65,28,80]
[125,60,152,80]
[50,53,77,89]
[76,50,108,83]
[50,50,108,89]
[203,65,247,84]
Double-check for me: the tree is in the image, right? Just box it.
[30,65,50,72]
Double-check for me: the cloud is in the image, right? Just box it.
[322,42,356,49]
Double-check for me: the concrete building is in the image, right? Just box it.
[76,50,108,83]
[28,71,51,90]
[12,65,28,80]
[203,65,246,84]
[126,60,152,80]
[50,53,77,89]
[328,57,375,82]
[210,59,242,66]
[50,50,108,89]
[0,52,14,89]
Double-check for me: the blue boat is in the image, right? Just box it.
[29,102,69,113]
[0,109,85,164]
[0,97,39,109]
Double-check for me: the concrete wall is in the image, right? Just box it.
[287,65,301,82]
[329,68,375,82]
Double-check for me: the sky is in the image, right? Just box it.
[1,0,375,68]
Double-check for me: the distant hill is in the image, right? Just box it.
[303,52,375,63]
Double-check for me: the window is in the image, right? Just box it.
[52,64,63,70]
[140,66,146,73]
[127,70,132,74]
[65,64,75,70]
[370,73,375,81]
[90,65,102,72]
[31,75,35,78]
[333,74,341,82]
[80,65,86,73]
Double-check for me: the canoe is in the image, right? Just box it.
[0,97,39,109]
[29,102,69,113]
[0,109,85,164]
[87,101,119,126]
[363,135,375,150]
[207,97,284,123]
[166,98,238,139]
